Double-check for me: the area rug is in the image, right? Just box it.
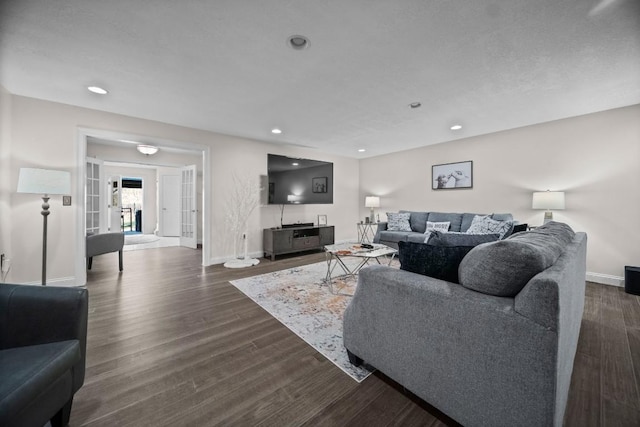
[124,234,160,245]
[230,258,398,382]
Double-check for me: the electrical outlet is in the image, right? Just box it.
[63,195,72,206]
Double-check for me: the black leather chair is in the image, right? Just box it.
[0,284,88,427]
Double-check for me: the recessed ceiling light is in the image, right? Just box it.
[292,162,299,166]
[271,128,282,134]
[287,35,310,50]
[409,102,421,109]
[450,124,463,130]
[87,86,108,95]
[358,148,366,152]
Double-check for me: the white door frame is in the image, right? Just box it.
[75,127,212,285]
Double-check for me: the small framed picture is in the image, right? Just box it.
[312,177,328,193]
[432,160,473,190]
[318,214,327,226]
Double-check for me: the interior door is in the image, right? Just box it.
[86,158,105,234]
[108,176,122,232]
[180,165,197,248]
[160,174,180,236]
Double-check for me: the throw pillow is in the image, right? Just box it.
[425,221,450,233]
[466,215,514,239]
[398,240,476,284]
[386,212,412,231]
[426,230,500,247]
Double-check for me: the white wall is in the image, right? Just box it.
[360,105,640,284]
[6,94,360,284]
[0,85,12,278]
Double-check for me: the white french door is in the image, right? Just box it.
[180,165,197,249]
[86,158,106,234]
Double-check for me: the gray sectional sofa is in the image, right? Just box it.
[344,222,587,426]
[373,211,514,249]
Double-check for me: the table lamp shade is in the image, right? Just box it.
[17,168,71,195]
[532,191,565,210]
[365,196,380,208]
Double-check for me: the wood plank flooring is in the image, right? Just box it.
[72,247,640,426]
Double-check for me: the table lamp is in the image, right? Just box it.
[17,168,71,285]
[365,196,380,223]
[532,190,565,224]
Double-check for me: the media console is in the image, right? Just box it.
[263,225,335,261]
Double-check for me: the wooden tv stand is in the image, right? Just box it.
[263,225,335,261]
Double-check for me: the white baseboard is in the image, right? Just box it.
[586,272,624,287]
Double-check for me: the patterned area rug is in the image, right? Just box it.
[230,259,396,382]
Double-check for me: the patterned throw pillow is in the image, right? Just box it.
[425,221,450,233]
[466,215,513,239]
[386,212,412,231]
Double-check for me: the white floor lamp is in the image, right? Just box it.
[17,168,71,286]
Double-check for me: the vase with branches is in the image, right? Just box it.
[223,173,261,268]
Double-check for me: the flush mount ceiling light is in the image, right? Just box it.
[287,35,309,50]
[271,128,282,134]
[450,124,463,130]
[87,86,108,95]
[358,148,366,152]
[409,102,421,109]
[136,144,159,155]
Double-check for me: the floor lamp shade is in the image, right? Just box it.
[532,191,565,223]
[17,168,71,195]
[17,168,71,285]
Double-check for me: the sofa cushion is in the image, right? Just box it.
[428,212,463,232]
[386,212,412,231]
[491,213,514,222]
[466,215,514,238]
[398,241,474,283]
[0,341,80,415]
[426,231,500,247]
[459,221,576,297]
[378,231,411,244]
[400,211,429,233]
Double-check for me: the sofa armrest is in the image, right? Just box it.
[343,265,559,426]
[373,222,388,243]
[0,284,88,387]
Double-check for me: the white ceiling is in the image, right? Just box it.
[1,0,639,158]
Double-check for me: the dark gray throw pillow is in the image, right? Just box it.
[398,241,475,284]
[426,231,500,247]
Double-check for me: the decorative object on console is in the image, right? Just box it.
[17,167,71,285]
[223,173,261,268]
[532,190,565,224]
[136,144,159,155]
[432,160,473,189]
[365,196,380,223]
[317,214,327,226]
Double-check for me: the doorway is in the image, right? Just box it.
[75,128,211,285]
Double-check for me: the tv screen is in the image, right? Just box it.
[267,154,333,204]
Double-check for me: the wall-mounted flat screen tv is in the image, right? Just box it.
[267,154,333,204]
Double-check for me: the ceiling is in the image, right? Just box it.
[1,0,639,159]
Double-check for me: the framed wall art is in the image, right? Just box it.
[432,161,473,190]
[312,176,328,193]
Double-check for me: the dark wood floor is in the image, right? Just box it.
[72,247,640,426]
